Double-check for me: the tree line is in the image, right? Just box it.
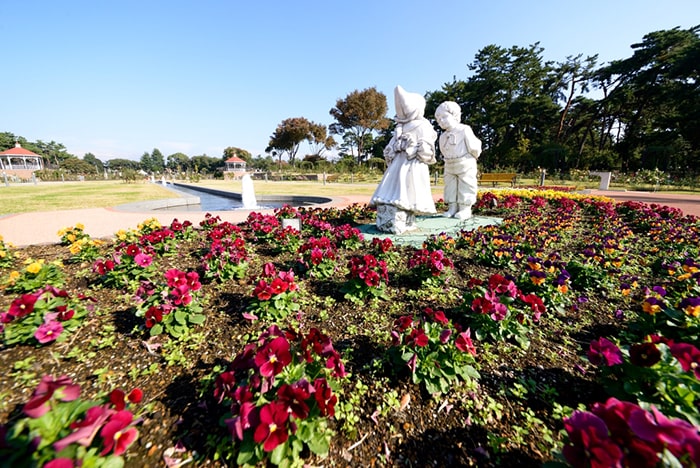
[2,25,698,178]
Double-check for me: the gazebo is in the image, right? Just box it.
[0,143,44,178]
[223,156,247,179]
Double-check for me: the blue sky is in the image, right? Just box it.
[3,1,699,161]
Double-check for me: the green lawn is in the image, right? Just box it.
[0,181,177,215]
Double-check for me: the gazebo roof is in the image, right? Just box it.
[225,156,246,163]
[0,143,41,157]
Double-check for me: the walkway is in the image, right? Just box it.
[0,190,698,248]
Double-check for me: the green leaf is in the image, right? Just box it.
[189,314,206,325]
[269,440,289,465]
[174,310,187,324]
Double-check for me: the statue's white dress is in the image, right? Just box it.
[370,87,437,216]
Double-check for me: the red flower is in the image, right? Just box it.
[123,244,139,257]
[269,277,289,295]
[100,410,139,455]
[109,388,143,411]
[185,271,201,291]
[253,280,272,301]
[394,316,413,332]
[253,402,291,452]
[314,378,337,417]
[56,307,75,321]
[488,274,518,297]
[145,306,163,328]
[363,270,380,287]
[254,336,292,377]
[562,411,624,468]
[277,381,311,419]
[262,262,277,277]
[629,342,661,367]
[406,328,429,347]
[455,330,477,355]
[8,292,40,318]
[471,296,494,315]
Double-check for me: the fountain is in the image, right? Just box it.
[241,174,258,209]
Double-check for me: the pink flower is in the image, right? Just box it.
[226,401,257,441]
[24,375,81,418]
[669,342,700,379]
[34,320,63,344]
[44,459,75,468]
[100,410,139,455]
[253,402,291,452]
[587,337,623,367]
[439,329,452,344]
[133,252,153,267]
[54,405,113,451]
[164,269,187,288]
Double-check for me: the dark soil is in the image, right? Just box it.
[0,205,625,468]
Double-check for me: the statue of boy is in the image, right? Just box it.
[435,101,482,219]
[370,86,437,234]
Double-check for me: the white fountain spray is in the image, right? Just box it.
[241,174,258,209]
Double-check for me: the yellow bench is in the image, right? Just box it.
[479,173,517,187]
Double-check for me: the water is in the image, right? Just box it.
[159,184,281,212]
[241,174,258,209]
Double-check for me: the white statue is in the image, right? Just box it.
[435,101,482,219]
[370,86,437,234]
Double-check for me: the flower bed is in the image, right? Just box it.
[1,192,699,467]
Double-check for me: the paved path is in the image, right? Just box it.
[0,190,698,248]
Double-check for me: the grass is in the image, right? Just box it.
[0,181,176,215]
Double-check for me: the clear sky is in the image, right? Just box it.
[3,0,699,162]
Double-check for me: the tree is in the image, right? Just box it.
[150,148,165,173]
[34,140,73,168]
[140,152,153,173]
[307,123,336,158]
[329,87,391,164]
[107,158,140,172]
[190,155,222,174]
[167,152,190,172]
[595,25,700,172]
[426,44,563,171]
[83,153,104,174]
[61,157,95,174]
[266,117,322,164]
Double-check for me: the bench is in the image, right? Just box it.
[479,173,517,187]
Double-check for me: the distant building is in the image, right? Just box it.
[223,156,247,179]
[0,143,44,180]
